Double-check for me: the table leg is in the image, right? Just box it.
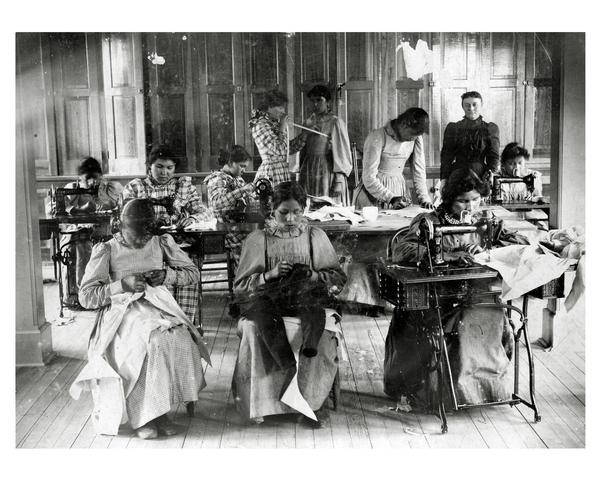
[535,298,559,351]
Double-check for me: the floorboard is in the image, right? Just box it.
[17,289,585,449]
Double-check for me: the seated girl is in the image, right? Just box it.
[122,144,213,325]
[232,181,346,427]
[499,142,543,201]
[69,199,210,439]
[60,157,123,304]
[386,168,517,409]
[204,145,256,267]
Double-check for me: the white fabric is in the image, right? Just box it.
[474,244,577,301]
[69,285,210,435]
[279,309,342,419]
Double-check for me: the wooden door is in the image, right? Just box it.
[336,32,375,150]
[101,33,146,175]
[144,32,196,172]
[481,33,526,150]
[49,33,103,175]
[428,32,526,171]
[195,32,245,172]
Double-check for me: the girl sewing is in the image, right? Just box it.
[69,199,210,439]
[499,142,543,201]
[204,145,256,267]
[232,181,346,427]
[386,168,523,410]
[60,157,123,304]
[122,144,213,325]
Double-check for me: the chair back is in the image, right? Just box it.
[387,226,410,260]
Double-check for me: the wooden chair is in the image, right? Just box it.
[387,226,411,260]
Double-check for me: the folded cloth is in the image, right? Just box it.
[474,244,576,301]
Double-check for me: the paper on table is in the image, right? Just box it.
[473,244,576,301]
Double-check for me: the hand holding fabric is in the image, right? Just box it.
[121,274,146,293]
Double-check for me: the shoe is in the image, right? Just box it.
[155,414,178,436]
[135,422,158,439]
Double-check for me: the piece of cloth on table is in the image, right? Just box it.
[473,244,577,301]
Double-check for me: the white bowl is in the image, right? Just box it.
[362,206,379,222]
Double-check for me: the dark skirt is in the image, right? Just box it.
[384,303,514,407]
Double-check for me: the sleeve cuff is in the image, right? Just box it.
[110,280,123,295]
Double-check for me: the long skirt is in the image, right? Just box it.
[232,317,339,422]
[384,304,514,407]
[299,152,350,206]
[103,300,206,431]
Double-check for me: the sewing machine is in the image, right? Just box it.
[415,209,502,268]
[377,211,540,433]
[490,172,536,204]
[253,177,273,219]
[49,185,99,216]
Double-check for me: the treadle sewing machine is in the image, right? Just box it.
[488,172,551,219]
[378,212,541,434]
[45,185,117,316]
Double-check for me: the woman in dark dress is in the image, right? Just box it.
[440,91,500,190]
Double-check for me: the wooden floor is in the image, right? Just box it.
[17,285,585,448]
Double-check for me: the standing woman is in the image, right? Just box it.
[440,91,500,189]
[249,89,309,187]
[122,144,213,325]
[204,145,256,266]
[354,107,434,210]
[298,85,353,205]
[70,199,210,439]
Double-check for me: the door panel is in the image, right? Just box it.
[102,33,146,175]
[145,33,194,171]
[49,33,103,175]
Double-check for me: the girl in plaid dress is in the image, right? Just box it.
[122,145,213,325]
[70,199,210,439]
[204,145,256,267]
[249,89,309,187]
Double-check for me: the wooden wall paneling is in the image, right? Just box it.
[101,33,146,175]
[432,32,471,170]
[16,34,57,180]
[394,32,433,165]
[245,32,287,169]
[339,32,375,152]
[483,33,526,150]
[294,32,335,122]
[144,33,195,171]
[49,33,103,175]
[522,33,536,153]
[196,33,243,171]
[532,33,554,159]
